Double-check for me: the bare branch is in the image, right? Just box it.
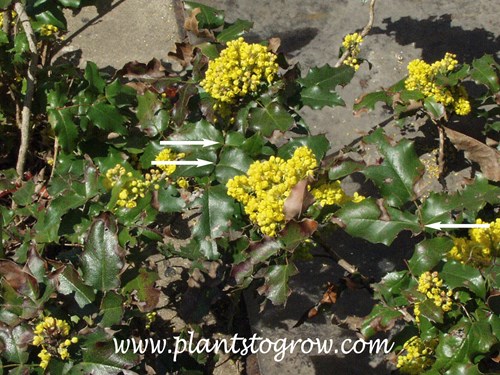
[14,2,39,178]
[335,0,376,68]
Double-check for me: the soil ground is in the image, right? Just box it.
[59,1,499,374]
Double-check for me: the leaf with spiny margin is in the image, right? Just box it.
[57,265,96,308]
[470,54,499,92]
[298,64,354,109]
[363,128,424,208]
[216,19,253,43]
[408,237,454,276]
[87,102,127,135]
[440,261,486,299]
[137,91,170,137]
[0,325,30,365]
[192,184,236,241]
[184,1,225,29]
[361,305,404,338]
[98,292,124,327]
[257,263,298,305]
[277,134,330,162]
[80,214,125,291]
[248,101,295,136]
[335,198,420,246]
[48,107,78,153]
[354,91,392,112]
[215,147,253,184]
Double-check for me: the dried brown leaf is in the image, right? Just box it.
[444,126,500,181]
[283,179,314,221]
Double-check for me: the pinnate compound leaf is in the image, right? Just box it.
[363,128,424,208]
[336,198,420,246]
[80,214,125,291]
[249,101,295,136]
[257,263,298,305]
[298,64,354,109]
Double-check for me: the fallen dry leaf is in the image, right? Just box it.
[444,126,500,181]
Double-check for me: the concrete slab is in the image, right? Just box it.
[57,0,183,69]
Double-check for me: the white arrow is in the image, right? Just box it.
[425,222,490,230]
[159,139,219,148]
[152,159,213,167]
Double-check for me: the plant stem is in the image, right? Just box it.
[335,0,376,68]
[14,2,39,179]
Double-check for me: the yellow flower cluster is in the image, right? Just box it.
[201,37,279,104]
[311,181,366,206]
[405,53,471,115]
[397,336,436,374]
[105,164,161,209]
[226,147,317,237]
[342,32,363,71]
[448,218,499,267]
[155,148,185,175]
[32,316,78,369]
[415,271,453,322]
[145,311,157,330]
[0,10,16,29]
[40,24,59,37]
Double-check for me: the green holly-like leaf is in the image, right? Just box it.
[470,54,499,93]
[440,261,486,299]
[105,79,137,108]
[298,64,354,109]
[122,268,159,312]
[277,134,330,162]
[57,265,96,308]
[184,1,225,29]
[83,61,106,93]
[418,298,444,323]
[70,330,140,374]
[258,263,298,305]
[328,160,365,180]
[353,91,392,112]
[336,198,420,246]
[48,107,78,153]
[423,96,446,120]
[361,305,404,338]
[192,185,236,242]
[216,19,253,43]
[136,91,170,137]
[99,292,124,327]
[408,237,454,275]
[0,324,30,365]
[215,147,253,184]
[363,128,424,208]
[172,83,198,126]
[248,101,295,136]
[87,102,127,135]
[80,214,125,291]
[157,185,185,213]
[433,320,497,373]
